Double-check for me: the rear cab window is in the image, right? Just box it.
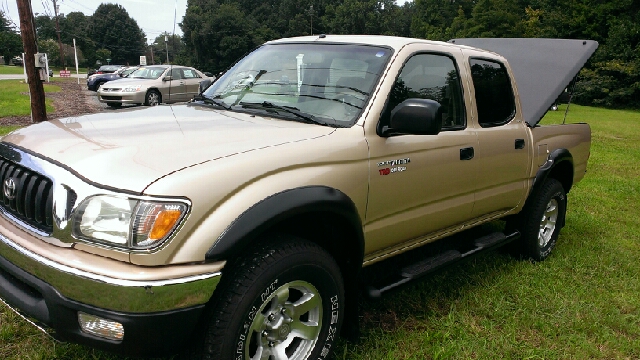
[469,58,516,128]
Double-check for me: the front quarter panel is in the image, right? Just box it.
[131,126,369,265]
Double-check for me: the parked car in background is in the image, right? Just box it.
[11,56,23,66]
[97,65,214,107]
[94,65,125,75]
[87,66,139,91]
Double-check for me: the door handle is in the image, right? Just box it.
[460,147,474,160]
[515,139,525,149]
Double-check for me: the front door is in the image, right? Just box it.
[364,48,478,255]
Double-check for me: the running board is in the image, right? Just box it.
[366,230,520,298]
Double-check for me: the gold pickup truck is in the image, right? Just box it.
[0,35,596,359]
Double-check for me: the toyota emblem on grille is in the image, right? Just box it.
[3,178,16,200]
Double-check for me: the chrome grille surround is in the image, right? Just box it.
[0,143,191,251]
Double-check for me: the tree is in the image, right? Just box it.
[0,10,22,64]
[181,0,263,73]
[95,48,111,65]
[151,32,183,64]
[89,4,146,65]
[34,14,57,40]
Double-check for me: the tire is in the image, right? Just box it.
[145,90,161,106]
[511,178,567,261]
[188,236,345,360]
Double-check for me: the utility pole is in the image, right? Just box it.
[164,35,169,64]
[52,0,65,66]
[16,0,47,122]
[150,45,154,64]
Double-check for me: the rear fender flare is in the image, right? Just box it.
[532,148,574,194]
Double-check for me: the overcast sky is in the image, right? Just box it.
[3,0,411,44]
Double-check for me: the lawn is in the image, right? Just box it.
[0,65,24,75]
[0,104,639,359]
[0,80,59,118]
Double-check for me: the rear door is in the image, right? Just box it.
[182,68,203,100]
[168,68,186,102]
[465,56,530,218]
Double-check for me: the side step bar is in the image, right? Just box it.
[366,230,520,298]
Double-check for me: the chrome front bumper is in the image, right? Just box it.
[0,231,221,313]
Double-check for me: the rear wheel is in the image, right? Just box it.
[188,236,344,360]
[510,178,567,261]
[145,90,161,106]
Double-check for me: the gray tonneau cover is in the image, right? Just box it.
[449,38,598,126]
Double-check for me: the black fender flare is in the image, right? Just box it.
[205,186,364,264]
[532,148,574,194]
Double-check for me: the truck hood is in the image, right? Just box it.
[449,38,598,127]
[2,104,335,193]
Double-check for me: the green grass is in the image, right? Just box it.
[0,105,639,359]
[0,65,25,74]
[0,80,59,117]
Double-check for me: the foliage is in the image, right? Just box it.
[0,10,22,65]
[88,4,146,66]
[178,0,640,108]
[150,32,183,65]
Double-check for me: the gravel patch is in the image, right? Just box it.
[0,79,104,127]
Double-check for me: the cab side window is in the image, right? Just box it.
[380,53,466,133]
[469,58,516,127]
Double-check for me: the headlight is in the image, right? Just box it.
[123,85,142,92]
[73,195,188,249]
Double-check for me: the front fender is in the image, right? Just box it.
[206,186,364,262]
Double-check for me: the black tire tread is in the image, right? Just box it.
[183,236,341,360]
[513,178,566,261]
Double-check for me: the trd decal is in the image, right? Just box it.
[377,158,409,175]
[377,158,410,167]
[379,166,406,175]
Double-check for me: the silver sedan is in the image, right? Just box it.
[97,65,213,107]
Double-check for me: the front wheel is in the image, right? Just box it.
[511,178,567,261]
[192,237,345,360]
[145,89,161,106]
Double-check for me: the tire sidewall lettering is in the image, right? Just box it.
[233,264,344,359]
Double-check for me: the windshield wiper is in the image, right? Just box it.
[238,101,330,126]
[193,94,231,110]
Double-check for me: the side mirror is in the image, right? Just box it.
[163,75,173,82]
[203,72,213,77]
[383,99,443,136]
[199,79,213,93]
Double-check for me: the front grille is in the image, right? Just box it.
[0,157,53,233]
[101,95,122,101]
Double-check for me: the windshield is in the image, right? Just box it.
[202,43,393,126]
[129,66,167,79]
